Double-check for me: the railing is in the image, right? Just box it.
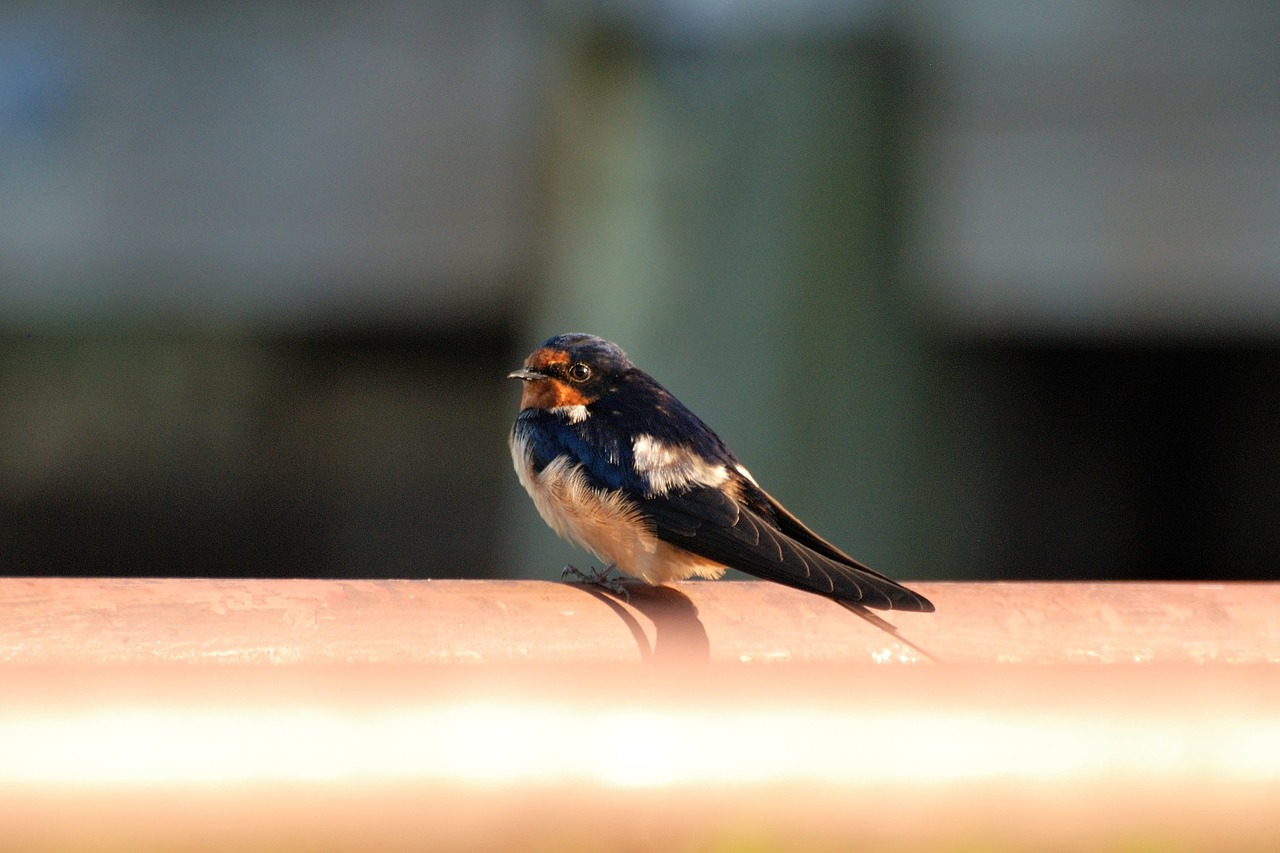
[3,578,1278,850]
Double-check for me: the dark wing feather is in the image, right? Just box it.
[639,483,934,613]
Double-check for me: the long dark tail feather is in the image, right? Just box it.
[717,506,935,611]
[839,601,941,662]
[755,487,935,612]
[750,555,935,612]
[642,483,935,612]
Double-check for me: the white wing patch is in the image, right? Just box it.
[631,434,730,496]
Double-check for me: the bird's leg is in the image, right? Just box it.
[561,562,630,601]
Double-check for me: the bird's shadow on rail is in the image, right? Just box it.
[568,582,710,663]
[568,581,939,663]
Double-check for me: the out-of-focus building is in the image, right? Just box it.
[2,3,1277,581]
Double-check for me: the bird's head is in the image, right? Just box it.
[508,333,632,414]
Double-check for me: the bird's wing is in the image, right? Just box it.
[638,483,934,612]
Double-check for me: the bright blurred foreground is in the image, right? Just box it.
[2,663,1279,850]
[4,702,1280,788]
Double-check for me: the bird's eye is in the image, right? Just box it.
[567,362,592,382]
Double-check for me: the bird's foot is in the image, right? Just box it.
[561,563,630,601]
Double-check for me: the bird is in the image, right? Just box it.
[508,333,934,613]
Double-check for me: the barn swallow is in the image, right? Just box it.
[508,333,934,612]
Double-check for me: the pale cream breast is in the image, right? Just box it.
[510,430,727,583]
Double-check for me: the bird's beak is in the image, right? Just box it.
[507,367,546,381]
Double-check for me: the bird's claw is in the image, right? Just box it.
[561,563,631,601]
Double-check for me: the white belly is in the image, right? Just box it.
[510,431,726,584]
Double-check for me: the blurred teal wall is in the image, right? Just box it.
[507,17,942,580]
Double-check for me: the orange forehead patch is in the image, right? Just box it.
[520,378,590,411]
[525,347,570,372]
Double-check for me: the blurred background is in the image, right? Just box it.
[2,2,1278,582]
